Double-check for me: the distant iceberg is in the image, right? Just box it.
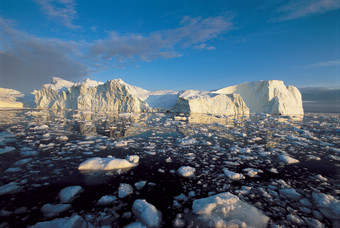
[2,77,304,115]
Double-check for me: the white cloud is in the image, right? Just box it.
[278,0,340,21]
[0,15,232,92]
[301,59,340,68]
[34,0,80,29]
[89,16,232,63]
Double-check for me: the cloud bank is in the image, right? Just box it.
[300,87,340,113]
[0,16,232,93]
[278,0,340,21]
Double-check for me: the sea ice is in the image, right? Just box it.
[177,166,196,178]
[312,192,340,221]
[97,195,117,205]
[135,181,147,190]
[0,182,22,195]
[59,186,84,203]
[192,192,269,228]
[118,183,133,198]
[0,146,15,154]
[223,168,245,180]
[31,214,86,228]
[279,188,303,201]
[278,154,299,164]
[78,156,139,170]
[41,203,72,218]
[132,199,162,228]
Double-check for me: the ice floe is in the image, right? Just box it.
[59,186,84,203]
[78,156,139,170]
[132,199,162,228]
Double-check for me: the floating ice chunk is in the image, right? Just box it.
[132,199,162,228]
[180,138,197,146]
[20,150,38,156]
[0,146,15,154]
[14,158,33,166]
[223,168,245,180]
[124,222,147,228]
[287,214,305,225]
[174,193,188,201]
[279,188,302,201]
[312,192,340,221]
[41,203,72,218]
[127,155,140,164]
[78,156,139,170]
[278,155,299,164]
[243,168,262,177]
[118,183,133,198]
[97,195,117,205]
[31,214,86,228]
[330,147,340,153]
[177,166,196,178]
[5,167,21,172]
[33,125,49,130]
[0,182,22,195]
[135,181,147,190]
[57,136,68,141]
[303,217,324,228]
[114,140,129,147]
[59,186,84,203]
[192,192,269,228]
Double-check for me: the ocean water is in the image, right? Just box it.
[0,109,339,227]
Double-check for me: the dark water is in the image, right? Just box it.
[0,109,339,227]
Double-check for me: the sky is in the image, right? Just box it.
[0,0,339,100]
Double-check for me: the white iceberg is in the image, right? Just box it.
[132,199,162,228]
[214,80,304,115]
[278,155,299,164]
[78,156,139,170]
[177,166,196,178]
[59,186,84,203]
[192,192,269,228]
[97,195,117,206]
[118,183,133,198]
[223,168,245,180]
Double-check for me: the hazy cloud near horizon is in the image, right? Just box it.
[299,87,340,113]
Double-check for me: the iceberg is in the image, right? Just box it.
[214,80,304,115]
[170,90,249,115]
[192,192,269,228]
[132,199,162,228]
[33,77,303,115]
[78,156,139,170]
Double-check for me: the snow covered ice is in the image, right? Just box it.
[0,109,339,227]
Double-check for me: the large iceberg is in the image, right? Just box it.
[214,80,304,115]
[170,90,249,115]
[33,77,303,115]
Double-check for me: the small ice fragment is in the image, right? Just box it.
[135,181,147,190]
[31,214,85,228]
[177,166,195,178]
[223,168,245,180]
[279,188,303,201]
[118,183,133,198]
[0,146,15,154]
[97,195,117,206]
[40,203,72,218]
[59,186,84,203]
[278,154,299,164]
[0,182,22,195]
[132,199,162,228]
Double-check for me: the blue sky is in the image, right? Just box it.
[0,0,339,93]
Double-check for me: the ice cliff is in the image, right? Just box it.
[32,77,303,115]
[170,90,249,115]
[214,80,303,115]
